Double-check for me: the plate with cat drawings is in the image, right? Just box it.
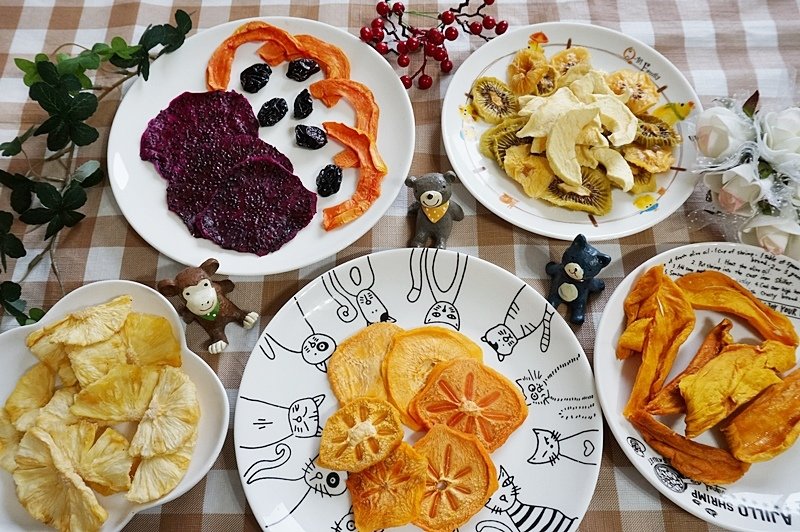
[234,248,603,531]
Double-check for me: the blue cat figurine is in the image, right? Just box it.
[545,234,611,325]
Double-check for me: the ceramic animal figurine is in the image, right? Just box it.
[157,258,259,354]
[406,170,464,248]
[545,235,611,325]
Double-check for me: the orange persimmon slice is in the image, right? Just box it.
[347,441,427,531]
[310,79,380,140]
[206,22,304,90]
[412,425,498,532]
[410,358,528,452]
[321,121,387,231]
[318,397,403,473]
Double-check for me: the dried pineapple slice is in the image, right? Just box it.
[503,144,555,199]
[13,427,107,532]
[48,295,132,346]
[27,321,69,372]
[0,408,20,472]
[126,431,196,503]
[70,364,160,423]
[80,426,133,495]
[122,312,182,367]
[66,335,127,388]
[606,70,660,115]
[35,386,79,433]
[623,143,675,173]
[129,366,200,457]
[5,362,55,432]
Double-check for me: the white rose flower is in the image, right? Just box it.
[739,213,800,258]
[695,107,756,160]
[703,162,768,216]
[758,107,800,177]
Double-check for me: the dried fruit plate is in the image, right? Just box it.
[442,22,700,240]
[108,17,414,276]
[235,248,603,531]
[0,280,229,531]
[594,243,800,532]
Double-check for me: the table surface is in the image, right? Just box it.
[1,1,799,531]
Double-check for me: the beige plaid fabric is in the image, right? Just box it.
[1,1,799,531]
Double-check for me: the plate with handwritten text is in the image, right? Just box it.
[234,248,602,531]
[595,242,800,531]
[441,22,700,240]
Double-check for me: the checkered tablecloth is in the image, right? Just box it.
[1,1,799,531]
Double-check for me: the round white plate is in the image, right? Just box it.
[442,22,701,241]
[108,17,414,276]
[235,248,602,531]
[0,280,229,531]
[595,242,800,531]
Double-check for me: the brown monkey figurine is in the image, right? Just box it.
[157,258,259,354]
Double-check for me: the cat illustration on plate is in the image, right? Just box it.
[237,393,324,451]
[259,297,337,372]
[482,285,555,361]
[407,248,469,330]
[515,355,597,421]
[243,446,348,528]
[478,465,576,532]
[323,256,395,325]
[527,427,599,467]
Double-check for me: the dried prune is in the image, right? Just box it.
[287,59,321,82]
[258,98,288,127]
[240,63,272,93]
[316,164,343,197]
[293,89,313,119]
[295,125,327,149]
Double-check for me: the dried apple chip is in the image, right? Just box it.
[5,362,55,432]
[70,364,160,423]
[319,397,403,472]
[410,358,528,452]
[347,442,427,531]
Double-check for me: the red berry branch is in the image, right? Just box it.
[359,0,508,90]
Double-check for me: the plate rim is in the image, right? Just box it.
[107,16,415,276]
[234,247,604,530]
[593,241,800,531]
[441,20,702,241]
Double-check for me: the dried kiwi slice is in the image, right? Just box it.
[479,117,529,165]
[471,77,519,124]
[635,114,681,147]
[541,167,612,216]
[631,167,657,194]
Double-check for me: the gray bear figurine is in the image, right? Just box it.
[406,170,464,248]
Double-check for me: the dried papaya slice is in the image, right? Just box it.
[675,270,799,346]
[321,121,387,231]
[383,326,484,431]
[206,22,304,90]
[294,34,351,79]
[347,441,427,531]
[332,147,360,168]
[328,322,403,404]
[410,358,528,452]
[310,79,380,140]
[412,425,498,532]
[318,397,403,472]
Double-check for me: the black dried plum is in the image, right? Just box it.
[316,164,343,197]
[293,89,313,119]
[295,125,327,149]
[287,59,321,82]
[240,63,272,93]
[258,98,288,127]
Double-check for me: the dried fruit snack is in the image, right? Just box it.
[410,357,528,452]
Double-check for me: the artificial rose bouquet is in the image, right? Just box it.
[693,91,800,259]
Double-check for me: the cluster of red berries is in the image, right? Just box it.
[359,0,509,89]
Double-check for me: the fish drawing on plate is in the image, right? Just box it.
[515,356,597,420]
[323,256,396,325]
[526,427,599,467]
[407,247,469,330]
[237,393,324,450]
[259,297,337,372]
[482,285,555,361]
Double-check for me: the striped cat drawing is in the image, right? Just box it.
[478,465,576,532]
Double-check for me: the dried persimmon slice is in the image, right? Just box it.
[382,326,484,431]
[412,425,497,532]
[410,358,528,452]
[318,397,403,472]
[347,441,427,531]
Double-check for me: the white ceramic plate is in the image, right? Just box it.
[108,17,414,276]
[595,242,800,531]
[0,280,229,531]
[442,22,700,241]
[235,248,602,531]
